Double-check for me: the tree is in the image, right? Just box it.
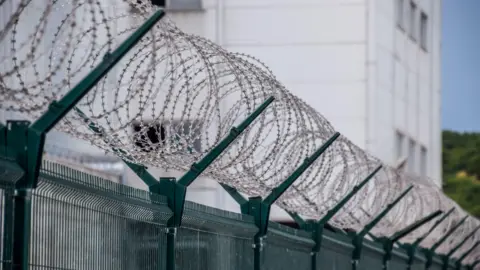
[442,130,480,217]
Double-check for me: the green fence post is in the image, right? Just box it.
[379,210,442,270]
[350,185,413,270]
[423,215,469,269]
[1,189,14,269]
[239,132,340,270]
[441,224,480,270]
[0,10,166,270]
[404,207,455,270]
[290,165,382,270]
[455,242,480,270]
[122,97,275,270]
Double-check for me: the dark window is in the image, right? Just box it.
[129,0,202,11]
[409,1,417,41]
[132,121,166,152]
[420,12,428,50]
[132,120,202,153]
[396,0,405,30]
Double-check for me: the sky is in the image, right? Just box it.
[442,0,480,132]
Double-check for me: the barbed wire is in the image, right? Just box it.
[0,0,478,261]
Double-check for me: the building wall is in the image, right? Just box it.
[367,0,442,186]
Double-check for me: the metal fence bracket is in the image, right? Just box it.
[351,185,413,270]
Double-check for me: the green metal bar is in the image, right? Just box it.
[414,207,456,246]
[124,161,159,187]
[6,11,166,270]
[407,208,456,270]
[305,165,384,270]
[75,107,160,189]
[391,210,443,242]
[160,96,274,227]
[431,215,469,252]
[25,10,166,188]
[286,211,307,228]
[219,183,248,206]
[263,132,340,205]
[447,224,480,257]
[471,259,480,269]
[381,210,443,270]
[319,165,382,225]
[30,9,165,134]
[457,241,480,265]
[359,185,413,238]
[177,96,274,187]
[12,190,32,270]
[351,185,413,269]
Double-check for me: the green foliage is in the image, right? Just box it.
[442,130,480,217]
[443,174,480,217]
[443,130,480,177]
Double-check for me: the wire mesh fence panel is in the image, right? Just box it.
[410,254,427,270]
[431,256,445,270]
[263,223,314,270]
[390,249,409,270]
[357,242,384,270]
[318,231,354,270]
[176,202,256,270]
[0,160,24,270]
[27,161,171,270]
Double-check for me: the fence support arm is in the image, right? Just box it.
[441,225,480,270]
[308,165,383,254]
[381,210,442,269]
[262,132,340,206]
[154,97,273,270]
[158,96,274,227]
[404,207,456,270]
[178,97,275,187]
[431,215,469,253]
[456,242,480,269]
[286,211,307,228]
[0,10,166,270]
[244,132,340,235]
[447,225,480,258]
[470,259,480,270]
[220,183,248,206]
[25,10,165,189]
[423,214,469,269]
[391,210,443,243]
[351,185,413,269]
[238,132,339,270]
[415,207,456,246]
